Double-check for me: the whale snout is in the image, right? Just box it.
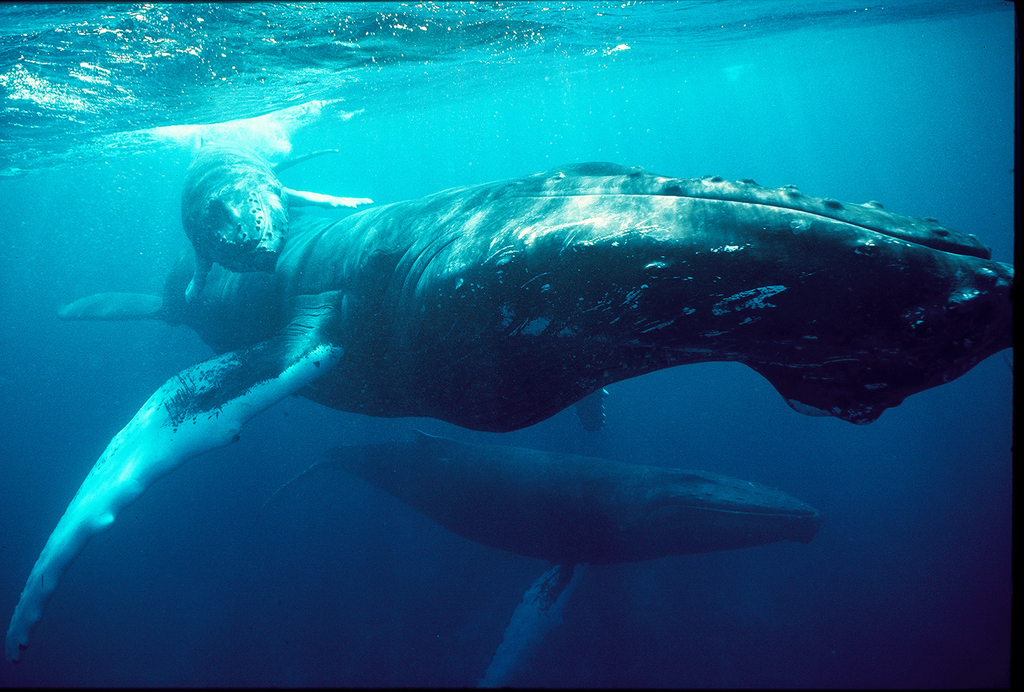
[193,192,286,273]
[942,261,1013,352]
[640,470,822,556]
[181,145,289,275]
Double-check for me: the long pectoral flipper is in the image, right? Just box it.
[479,563,582,687]
[282,187,373,209]
[5,298,343,663]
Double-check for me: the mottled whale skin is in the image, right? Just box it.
[277,432,821,564]
[180,144,372,301]
[164,162,1012,428]
[8,164,1013,662]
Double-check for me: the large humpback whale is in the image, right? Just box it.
[7,163,1013,662]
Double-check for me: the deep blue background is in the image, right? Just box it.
[0,3,1012,687]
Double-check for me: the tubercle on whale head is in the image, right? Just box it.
[748,258,1013,424]
[526,164,994,260]
[425,171,1014,428]
[188,183,286,274]
[664,173,995,260]
[181,145,289,276]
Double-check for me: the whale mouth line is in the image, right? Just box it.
[681,196,987,259]
[669,502,820,518]
[523,185,991,260]
[647,489,820,520]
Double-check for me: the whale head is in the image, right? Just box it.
[630,469,822,559]
[181,145,288,274]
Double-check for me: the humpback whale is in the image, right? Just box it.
[7,163,1013,662]
[271,432,821,563]
[180,144,373,302]
[268,432,820,686]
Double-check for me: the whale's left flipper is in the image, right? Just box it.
[5,294,343,663]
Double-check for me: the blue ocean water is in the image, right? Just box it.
[0,1,1012,687]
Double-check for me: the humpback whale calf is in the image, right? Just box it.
[270,432,821,563]
[269,432,821,687]
[180,144,373,302]
[7,163,1013,662]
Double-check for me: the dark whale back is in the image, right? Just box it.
[172,165,1012,431]
[324,433,821,564]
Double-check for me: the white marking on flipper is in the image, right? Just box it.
[5,336,341,663]
[282,187,372,209]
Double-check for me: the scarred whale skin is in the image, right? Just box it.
[159,163,1013,428]
[9,163,1011,664]
[177,144,373,303]
[293,432,822,564]
[181,144,289,273]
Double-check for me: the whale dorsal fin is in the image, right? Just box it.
[573,388,609,431]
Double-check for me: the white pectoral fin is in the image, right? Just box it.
[282,186,373,209]
[5,318,342,662]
